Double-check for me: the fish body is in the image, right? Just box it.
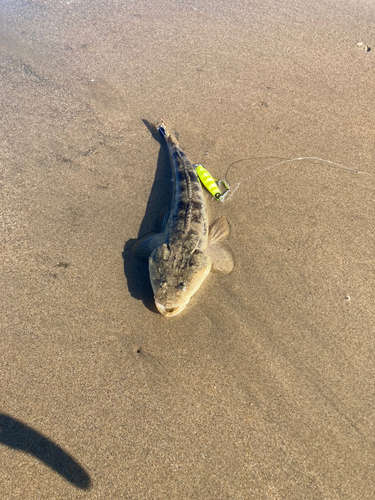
[134,120,234,317]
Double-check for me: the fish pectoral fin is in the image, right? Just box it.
[132,233,165,262]
[207,243,234,274]
[207,217,234,274]
[208,216,230,245]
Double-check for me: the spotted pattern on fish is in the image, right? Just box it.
[167,141,208,250]
[137,120,234,317]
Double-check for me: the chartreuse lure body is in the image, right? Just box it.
[195,164,230,202]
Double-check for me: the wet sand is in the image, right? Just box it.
[1,0,375,498]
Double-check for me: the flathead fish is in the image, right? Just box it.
[133,120,234,317]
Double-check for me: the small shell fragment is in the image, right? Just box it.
[356,42,370,52]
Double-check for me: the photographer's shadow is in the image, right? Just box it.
[0,413,91,490]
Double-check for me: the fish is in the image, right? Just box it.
[133,120,234,317]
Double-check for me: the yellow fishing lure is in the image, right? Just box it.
[195,164,230,202]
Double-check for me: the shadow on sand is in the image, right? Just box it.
[122,120,173,313]
[0,413,91,490]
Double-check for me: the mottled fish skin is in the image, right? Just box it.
[160,123,209,252]
[148,121,212,316]
[132,120,234,316]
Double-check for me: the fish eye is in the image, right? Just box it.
[179,282,187,291]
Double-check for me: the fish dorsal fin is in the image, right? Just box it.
[207,217,234,274]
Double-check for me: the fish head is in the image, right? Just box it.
[149,243,211,317]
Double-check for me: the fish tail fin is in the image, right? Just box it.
[158,120,168,140]
[158,120,179,148]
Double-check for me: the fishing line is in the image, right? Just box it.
[223,156,363,202]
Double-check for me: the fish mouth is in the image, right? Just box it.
[155,300,189,317]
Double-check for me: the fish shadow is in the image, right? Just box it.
[122,119,173,312]
[0,413,91,490]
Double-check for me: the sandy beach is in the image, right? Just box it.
[1,0,375,498]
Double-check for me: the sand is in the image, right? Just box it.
[1,0,375,498]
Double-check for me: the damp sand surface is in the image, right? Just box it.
[1,0,375,498]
